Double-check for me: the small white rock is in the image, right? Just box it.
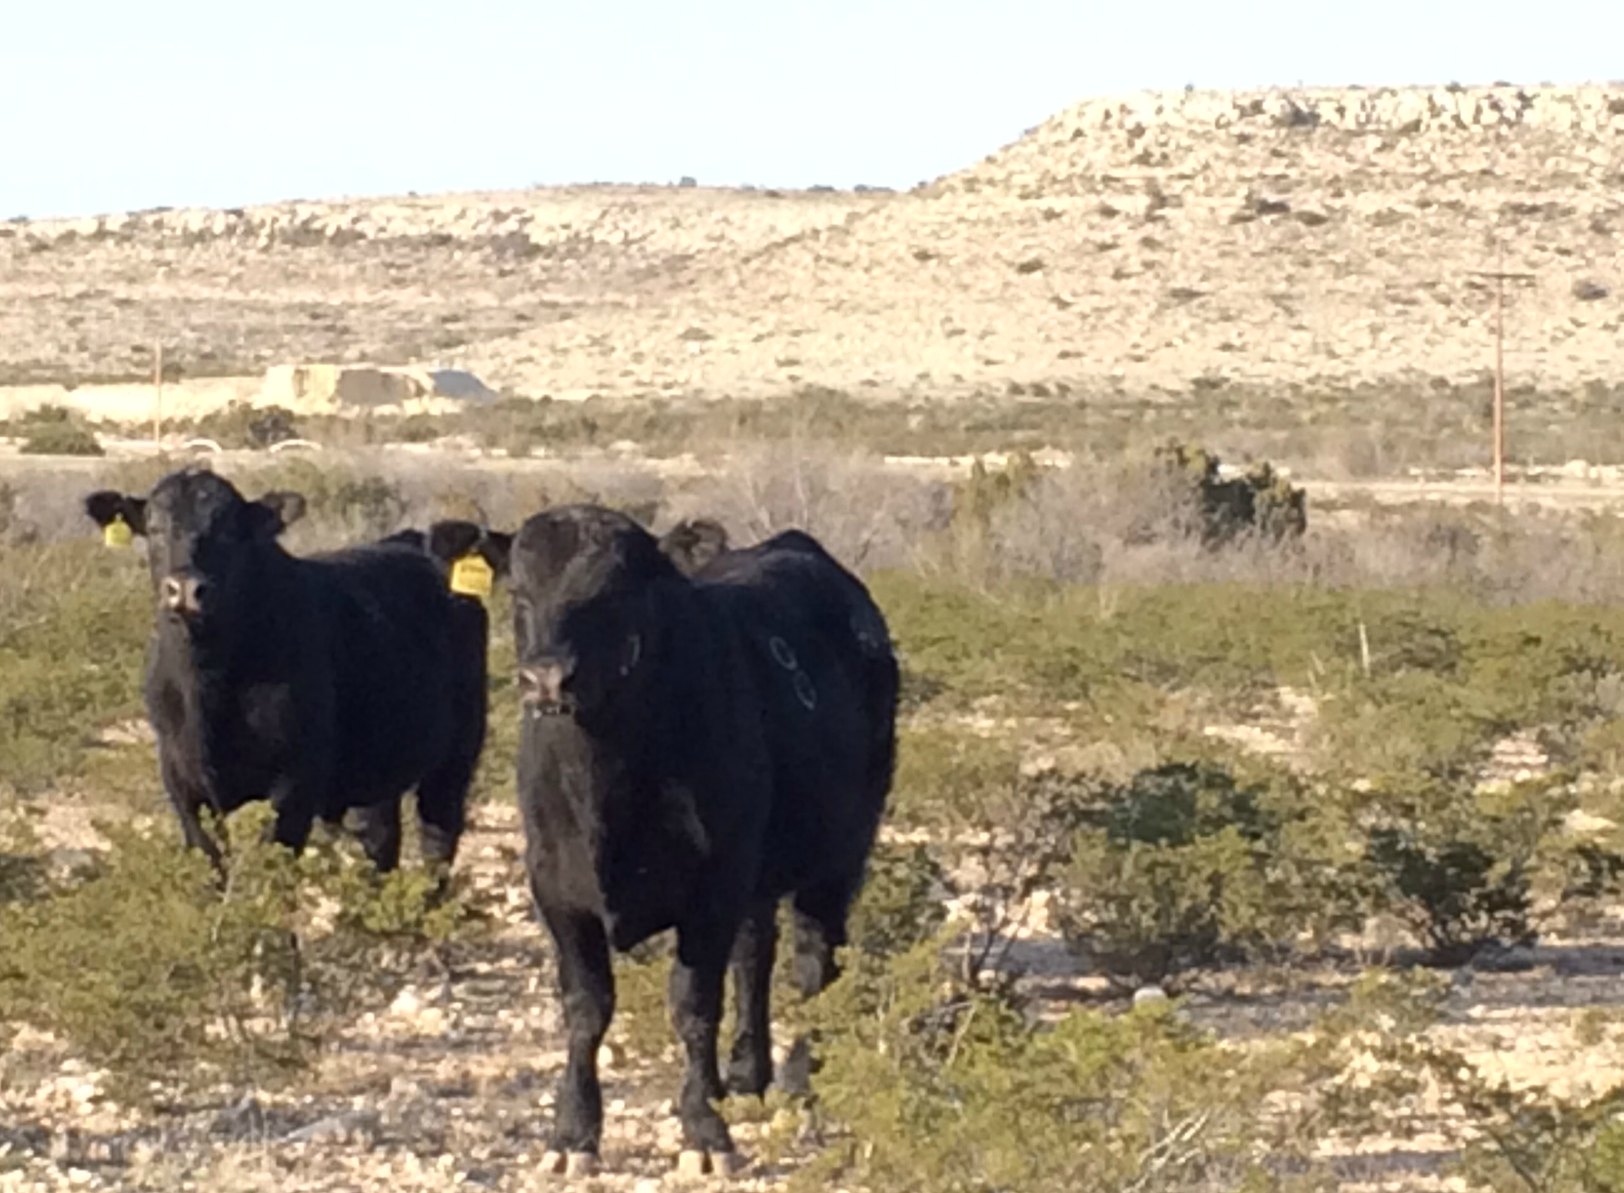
[389,987,422,1016]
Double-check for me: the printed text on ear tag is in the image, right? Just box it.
[449,553,494,601]
[103,516,133,549]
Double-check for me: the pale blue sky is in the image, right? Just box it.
[4,0,1619,219]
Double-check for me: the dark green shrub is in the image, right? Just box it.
[327,474,407,535]
[0,546,150,790]
[1366,826,1531,962]
[0,809,477,1099]
[1358,775,1591,964]
[184,401,300,449]
[1057,761,1364,984]
[1154,440,1307,546]
[797,936,1314,1193]
[19,419,103,457]
[393,414,445,443]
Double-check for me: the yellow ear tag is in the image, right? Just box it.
[103,515,133,549]
[449,553,493,601]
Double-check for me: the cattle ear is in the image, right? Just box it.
[83,490,148,536]
[481,531,513,577]
[659,518,729,575]
[426,520,484,566]
[257,490,307,532]
[247,491,305,537]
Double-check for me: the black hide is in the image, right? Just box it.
[509,504,897,1168]
[82,473,487,873]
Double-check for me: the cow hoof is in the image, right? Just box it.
[540,1149,600,1178]
[676,1149,746,1178]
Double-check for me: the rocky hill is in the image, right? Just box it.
[4,83,1621,409]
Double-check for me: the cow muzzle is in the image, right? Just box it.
[518,658,575,717]
[160,572,210,618]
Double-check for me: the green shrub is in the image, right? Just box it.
[1325,976,1624,1192]
[1358,775,1596,963]
[0,545,150,790]
[19,419,103,457]
[182,401,300,449]
[1315,669,1498,782]
[798,936,1317,1193]
[847,841,950,959]
[1154,440,1307,546]
[0,808,476,1099]
[249,458,408,536]
[1057,761,1365,984]
[0,817,309,1092]
[1452,1080,1624,1193]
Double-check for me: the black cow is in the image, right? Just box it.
[506,505,896,1177]
[82,471,487,874]
[360,518,513,855]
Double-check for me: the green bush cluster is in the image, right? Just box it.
[1059,762,1362,984]
[1154,440,1307,546]
[0,807,473,1099]
[183,401,301,450]
[0,544,150,791]
[878,572,1624,981]
[9,405,104,457]
[799,944,1299,1193]
[249,457,409,536]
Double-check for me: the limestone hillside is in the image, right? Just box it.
[5,83,1622,405]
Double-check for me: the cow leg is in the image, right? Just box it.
[266,780,319,857]
[725,900,777,1098]
[348,800,403,874]
[413,757,473,874]
[669,919,740,1172]
[781,881,857,1095]
[539,904,614,1172]
[158,747,223,873]
[791,884,849,998]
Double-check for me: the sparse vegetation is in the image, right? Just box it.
[0,807,475,1101]
[183,402,301,450]
[2,445,1624,1187]
[6,73,1624,1189]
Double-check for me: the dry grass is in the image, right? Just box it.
[14,444,1624,610]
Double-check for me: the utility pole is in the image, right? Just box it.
[1468,261,1533,505]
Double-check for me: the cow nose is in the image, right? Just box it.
[161,573,208,615]
[518,658,573,713]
